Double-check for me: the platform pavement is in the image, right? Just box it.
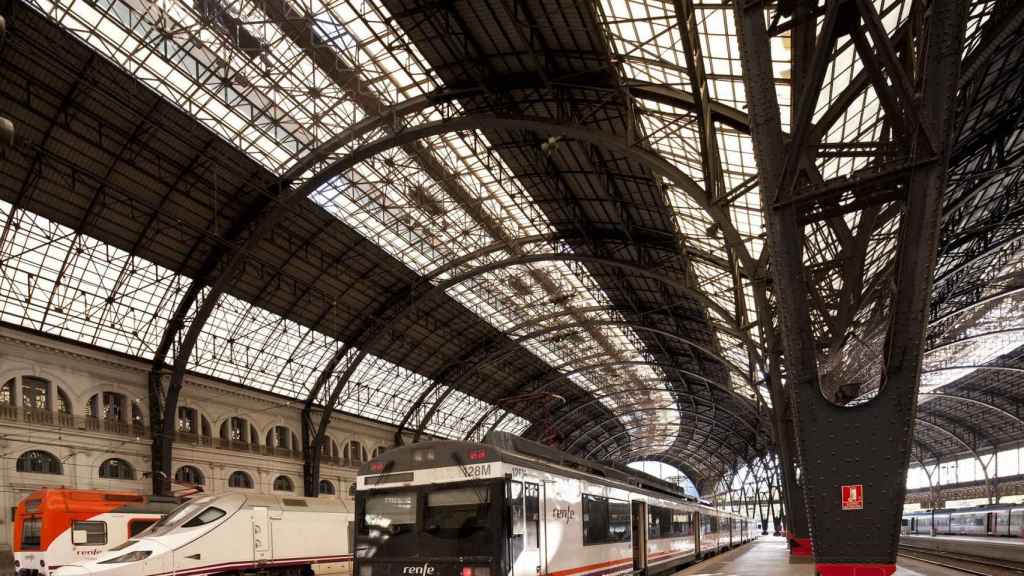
[674,535,965,576]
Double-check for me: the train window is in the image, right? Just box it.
[583,494,609,545]
[424,486,493,535]
[583,494,631,545]
[128,519,157,537]
[672,511,694,537]
[182,507,226,528]
[509,481,525,560]
[608,499,630,542]
[72,520,108,545]
[525,483,540,549]
[21,518,41,549]
[365,492,416,530]
[648,506,672,539]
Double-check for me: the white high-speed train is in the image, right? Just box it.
[53,493,353,576]
[354,432,756,576]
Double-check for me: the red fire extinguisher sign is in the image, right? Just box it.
[842,484,864,510]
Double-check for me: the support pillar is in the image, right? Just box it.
[301,406,321,497]
[733,1,967,574]
[148,370,172,496]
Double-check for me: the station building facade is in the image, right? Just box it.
[0,326,397,551]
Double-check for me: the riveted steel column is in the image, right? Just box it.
[734,2,966,574]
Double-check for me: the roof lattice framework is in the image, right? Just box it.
[0,0,1022,486]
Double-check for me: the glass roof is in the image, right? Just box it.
[17,0,1009,469]
[0,198,528,437]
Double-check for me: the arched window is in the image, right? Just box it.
[57,388,71,415]
[273,475,294,492]
[220,417,256,445]
[21,376,52,413]
[0,379,13,406]
[88,392,126,421]
[267,426,292,450]
[16,451,62,474]
[228,471,254,489]
[372,446,387,458]
[99,458,135,480]
[321,437,340,461]
[177,406,198,434]
[319,479,336,495]
[131,400,144,426]
[175,465,205,486]
[345,440,368,465]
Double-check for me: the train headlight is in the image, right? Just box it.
[358,565,372,576]
[462,567,489,576]
[98,551,152,564]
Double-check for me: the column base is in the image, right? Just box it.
[816,564,896,576]
[787,532,813,561]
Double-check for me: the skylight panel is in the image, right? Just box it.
[31,0,366,174]
[0,201,183,359]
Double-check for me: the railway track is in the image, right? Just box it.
[899,544,1024,576]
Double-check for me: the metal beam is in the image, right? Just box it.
[734,0,968,571]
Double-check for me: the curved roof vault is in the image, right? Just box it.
[0,0,1022,487]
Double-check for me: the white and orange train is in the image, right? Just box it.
[354,432,756,576]
[13,489,180,576]
[51,493,353,576]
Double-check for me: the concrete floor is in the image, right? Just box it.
[674,535,963,575]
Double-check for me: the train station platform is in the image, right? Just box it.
[674,535,966,576]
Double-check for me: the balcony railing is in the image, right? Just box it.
[0,403,359,467]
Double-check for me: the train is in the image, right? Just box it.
[354,432,757,576]
[902,503,1024,537]
[12,488,180,576]
[50,493,354,576]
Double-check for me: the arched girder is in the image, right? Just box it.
[926,327,1024,356]
[539,383,763,439]
[591,423,754,477]
[623,448,728,487]
[561,397,753,459]
[917,410,999,455]
[912,440,941,468]
[929,285,1024,328]
[396,296,746,437]
[303,248,766,485]
[470,358,761,440]
[566,406,758,467]
[296,114,757,275]
[575,420,736,481]
[601,439,742,484]
[537,381,763,462]
[408,318,753,440]
[293,82,751,175]
[146,85,754,498]
[918,392,1024,430]
[300,248,745,487]
[921,365,1024,377]
[914,418,995,502]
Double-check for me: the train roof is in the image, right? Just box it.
[904,502,1021,515]
[208,492,352,513]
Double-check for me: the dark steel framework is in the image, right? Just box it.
[1,2,1024,564]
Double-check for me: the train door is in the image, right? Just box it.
[252,507,272,562]
[630,501,646,573]
[509,481,541,576]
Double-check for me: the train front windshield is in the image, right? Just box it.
[358,480,503,573]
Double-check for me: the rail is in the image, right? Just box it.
[898,543,1024,576]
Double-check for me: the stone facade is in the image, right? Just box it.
[0,326,398,551]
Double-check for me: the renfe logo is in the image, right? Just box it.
[552,507,575,522]
[403,564,436,575]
